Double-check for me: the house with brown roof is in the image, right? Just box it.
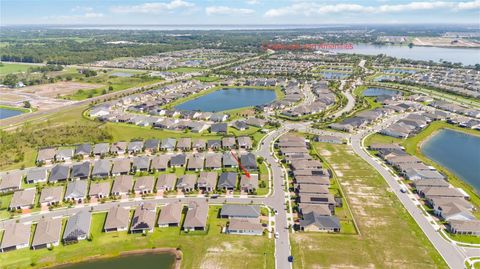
[112,159,131,176]
[205,153,222,170]
[158,202,182,227]
[9,188,36,210]
[111,175,134,196]
[448,220,480,236]
[134,176,155,194]
[0,172,23,193]
[187,154,204,171]
[151,155,170,171]
[192,139,207,151]
[237,136,253,149]
[183,200,208,231]
[130,203,156,233]
[222,137,236,149]
[226,218,263,236]
[156,174,177,191]
[36,148,56,165]
[104,206,130,232]
[0,223,31,252]
[299,203,332,217]
[176,174,197,192]
[197,172,217,192]
[31,217,62,250]
[110,142,128,155]
[40,186,64,206]
[177,138,192,151]
[89,182,111,198]
[240,174,259,193]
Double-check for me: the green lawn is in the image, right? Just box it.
[0,62,37,74]
[291,143,447,269]
[167,67,206,73]
[0,206,274,269]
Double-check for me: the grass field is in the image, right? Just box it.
[0,62,36,74]
[0,206,274,269]
[291,143,447,269]
[167,67,206,73]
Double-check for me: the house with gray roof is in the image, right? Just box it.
[49,164,70,182]
[93,143,110,156]
[448,220,480,236]
[71,162,91,180]
[132,156,151,172]
[192,139,206,151]
[205,153,222,170]
[0,172,23,193]
[197,172,217,192]
[231,120,248,131]
[31,217,62,250]
[144,139,160,153]
[134,176,155,194]
[110,141,128,155]
[187,154,204,171]
[300,213,340,232]
[111,175,133,196]
[299,203,332,217]
[207,140,222,150]
[210,113,228,122]
[218,172,237,190]
[36,148,56,164]
[128,141,144,154]
[156,174,177,191]
[131,203,156,233]
[26,167,48,184]
[405,168,445,181]
[55,148,74,162]
[158,202,182,227]
[89,181,111,198]
[65,180,88,203]
[177,138,192,151]
[220,204,261,219]
[9,188,36,210]
[222,137,236,149]
[240,153,258,170]
[63,211,91,243]
[183,200,208,231]
[210,123,227,134]
[160,138,177,151]
[40,186,64,206]
[0,222,31,252]
[240,174,259,193]
[170,154,186,167]
[92,159,111,178]
[104,206,130,232]
[176,174,197,192]
[112,159,131,176]
[75,144,92,157]
[237,136,253,149]
[151,155,170,171]
[226,218,263,236]
[223,152,238,168]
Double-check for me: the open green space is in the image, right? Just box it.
[0,62,37,74]
[167,67,205,73]
[291,142,447,269]
[0,206,274,269]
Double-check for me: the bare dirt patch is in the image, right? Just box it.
[18,81,104,98]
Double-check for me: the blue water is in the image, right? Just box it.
[175,88,276,112]
[363,87,400,97]
[383,68,417,74]
[344,44,480,66]
[320,72,350,79]
[0,108,23,119]
[421,129,480,191]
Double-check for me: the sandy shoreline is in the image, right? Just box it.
[50,248,182,269]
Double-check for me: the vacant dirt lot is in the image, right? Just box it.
[413,37,480,48]
[18,81,104,98]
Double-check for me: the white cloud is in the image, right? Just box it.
[71,6,94,12]
[246,0,260,4]
[111,0,195,14]
[265,1,480,17]
[206,6,255,15]
[44,12,104,22]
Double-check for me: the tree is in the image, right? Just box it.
[108,85,113,91]
[23,101,31,108]
[3,73,18,87]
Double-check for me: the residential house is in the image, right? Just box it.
[222,137,236,149]
[183,200,208,231]
[187,154,204,171]
[205,153,222,170]
[144,139,160,154]
[0,172,23,192]
[207,140,222,150]
[298,203,332,217]
[91,159,111,178]
[158,202,182,227]
[131,203,156,233]
[210,123,227,134]
[176,174,197,192]
[36,148,56,165]
[226,218,263,235]
[231,120,248,131]
[170,154,186,167]
[89,182,111,199]
[150,155,170,171]
[192,139,206,151]
[240,174,259,193]
[64,181,88,203]
[63,211,91,243]
[240,153,258,170]
[110,142,128,155]
[448,220,480,236]
[160,138,177,151]
[132,156,151,172]
[31,217,62,250]
[300,213,340,232]
[0,223,31,252]
[71,162,91,180]
[177,138,192,151]
[134,176,155,194]
[75,144,92,158]
[218,172,237,190]
[111,175,134,196]
[127,141,144,154]
[93,143,110,156]
[26,168,48,184]
[55,148,74,162]
[156,174,177,192]
[220,204,261,219]
[49,164,70,182]
[40,186,64,206]
[9,188,35,210]
[222,152,238,168]
[314,135,343,144]
[111,159,131,176]
[104,206,130,232]
[237,136,253,149]
[197,172,217,192]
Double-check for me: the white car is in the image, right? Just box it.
[274,232,279,239]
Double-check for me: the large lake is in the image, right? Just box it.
[175,88,276,112]
[58,253,175,269]
[0,108,23,119]
[363,87,401,97]
[421,129,480,191]
[343,44,480,66]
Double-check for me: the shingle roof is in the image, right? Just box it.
[158,202,182,225]
[49,164,70,182]
[63,211,91,242]
[104,206,130,230]
[221,204,261,218]
[65,180,88,199]
[40,186,64,204]
[184,200,208,228]
[0,223,31,250]
[10,188,36,208]
[32,217,62,247]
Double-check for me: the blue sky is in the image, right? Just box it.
[2,0,480,25]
